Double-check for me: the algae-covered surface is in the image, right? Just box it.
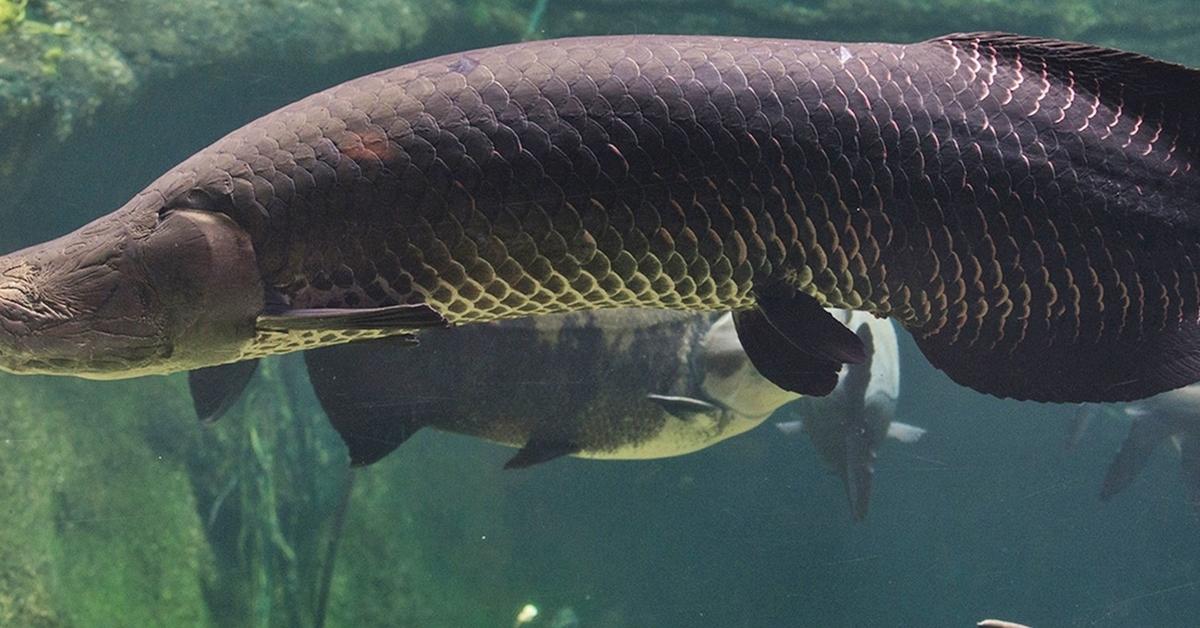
[0,358,510,627]
[0,1,1199,627]
[0,0,522,224]
[540,0,1200,62]
[0,374,211,626]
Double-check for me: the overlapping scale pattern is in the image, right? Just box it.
[140,34,1200,366]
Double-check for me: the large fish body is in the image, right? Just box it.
[1,33,1198,404]
[305,310,792,467]
[305,307,924,522]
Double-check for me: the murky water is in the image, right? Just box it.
[0,1,1197,626]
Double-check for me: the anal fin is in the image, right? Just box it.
[503,438,581,470]
[1177,435,1200,512]
[913,316,1200,403]
[646,394,722,420]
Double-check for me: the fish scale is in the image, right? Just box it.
[220,34,1176,353]
[2,33,1198,402]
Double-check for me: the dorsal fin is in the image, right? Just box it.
[932,32,1200,118]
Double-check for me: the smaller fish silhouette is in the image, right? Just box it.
[1073,384,1200,510]
[775,310,925,521]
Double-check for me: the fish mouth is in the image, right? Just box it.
[0,316,170,378]
[5,351,165,378]
[0,335,168,378]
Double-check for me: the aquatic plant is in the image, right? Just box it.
[0,0,27,34]
[523,0,550,39]
[184,356,350,628]
[0,371,214,626]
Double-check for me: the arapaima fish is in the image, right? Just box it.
[0,33,1196,406]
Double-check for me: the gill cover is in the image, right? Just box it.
[139,209,263,370]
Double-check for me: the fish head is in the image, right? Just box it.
[840,311,901,415]
[697,313,801,420]
[0,206,263,379]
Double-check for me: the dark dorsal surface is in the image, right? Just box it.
[140,33,1200,402]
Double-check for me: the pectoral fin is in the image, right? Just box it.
[646,394,721,420]
[328,403,426,467]
[756,284,867,361]
[1177,435,1200,512]
[774,419,806,437]
[735,285,865,396]
[258,303,448,332]
[734,309,840,396]
[1065,404,1099,451]
[1100,414,1177,501]
[188,359,260,423]
[885,421,927,443]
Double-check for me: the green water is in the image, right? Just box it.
[1,1,1198,626]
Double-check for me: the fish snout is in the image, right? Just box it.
[0,208,263,378]
[0,243,168,376]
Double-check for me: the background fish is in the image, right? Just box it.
[303,308,924,519]
[775,309,926,520]
[0,34,1195,409]
[304,309,789,467]
[1074,385,1200,509]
